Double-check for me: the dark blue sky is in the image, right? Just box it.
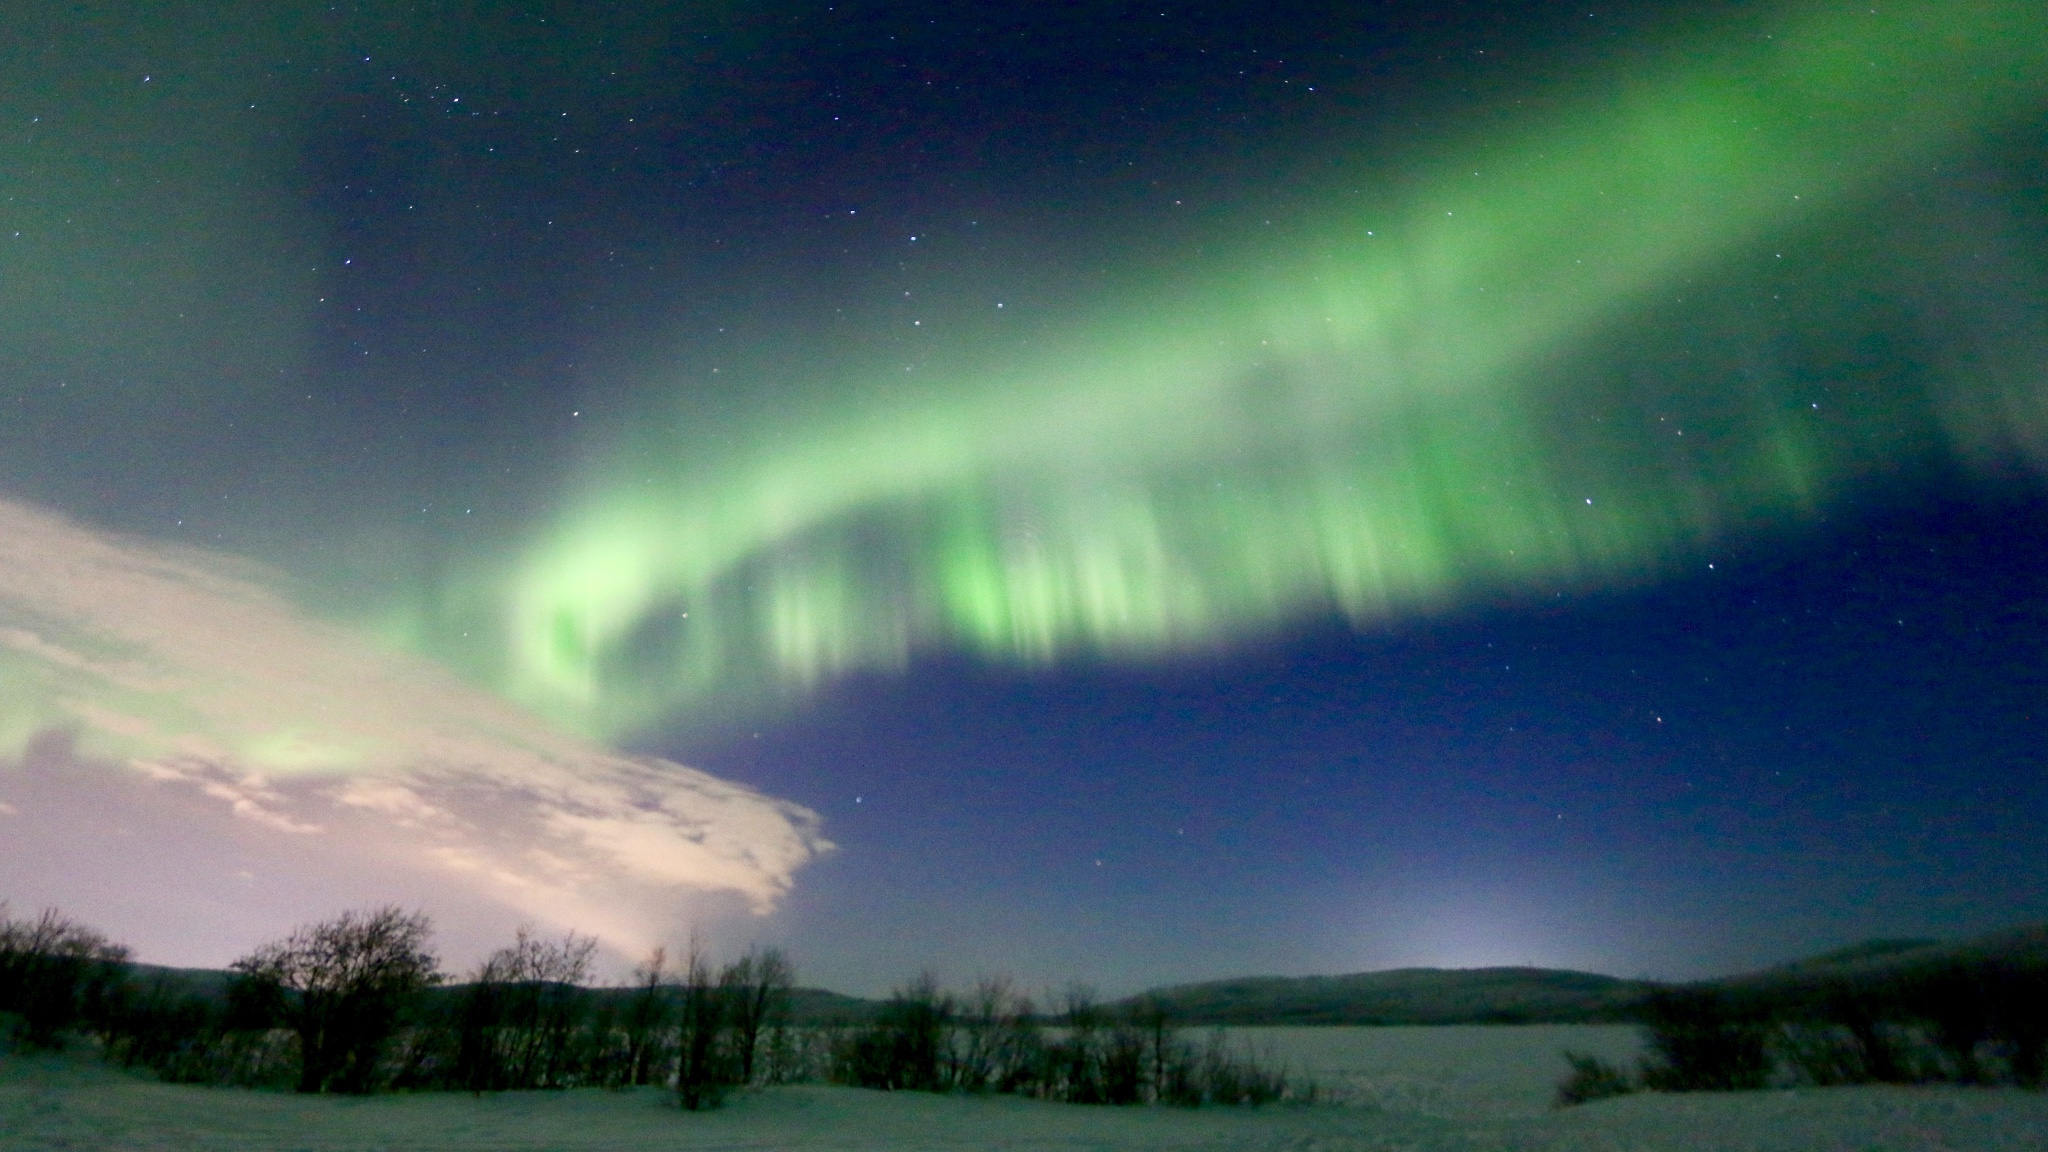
[668,482,2048,991]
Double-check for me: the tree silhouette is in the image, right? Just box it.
[232,906,439,1094]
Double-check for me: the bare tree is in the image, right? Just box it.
[1054,983,1105,1103]
[231,906,439,1094]
[1131,996,1177,1104]
[953,976,1036,1092]
[615,946,673,1087]
[722,947,794,1086]
[674,939,729,1109]
[505,927,597,1088]
[0,905,130,1051]
[453,926,597,1090]
[841,971,953,1091]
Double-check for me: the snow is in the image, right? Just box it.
[5,1026,2046,1150]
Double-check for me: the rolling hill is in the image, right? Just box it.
[1113,966,1655,1026]
[102,923,2048,1027]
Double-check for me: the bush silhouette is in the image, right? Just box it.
[721,947,795,1087]
[1988,962,2048,1087]
[824,974,1292,1106]
[232,906,440,1094]
[6,902,1316,1109]
[1637,987,1771,1091]
[672,942,733,1109]
[448,926,597,1091]
[102,971,299,1088]
[1906,962,1996,1084]
[840,972,952,1091]
[615,946,675,1088]
[1810,979,1914,1084]
[0,905,131,1051]
[1554,1050,1635,1106]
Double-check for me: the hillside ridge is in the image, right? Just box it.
[108,922,2048,1026]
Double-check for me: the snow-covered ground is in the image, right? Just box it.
[1238,1023,1646,1118]
[5,1026,2046,1150]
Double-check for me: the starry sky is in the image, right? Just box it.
[1,0,2045,994]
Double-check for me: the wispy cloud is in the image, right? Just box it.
[0,499,829,953]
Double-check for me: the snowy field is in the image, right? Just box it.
[6,1025,2047,1151]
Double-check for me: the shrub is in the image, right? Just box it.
[1987,963,2048,1087]
[1178,1030,1291,1106]
[0,905,131,1051]
[616,947,675,1089]
[673,943,733,1110]
[948,977,1038,1093]
[449,926,597,1092]
[1774,1021,1872,1086]
[1555,1050,1636,1106]
[838,972,952,1092]
[1637,987,1771,1092]
[1811,980,1915,1084]
[826,975,1296,1107]
[762,1021,839,1085]
[721,947,795,1087]
[100,968,301,1088]
[1906,963,1996,1084]
[1041,984,1105,1103]
[100,974,215,1072]
[231,906,440,1094]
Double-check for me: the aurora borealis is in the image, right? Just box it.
[414,0,2048,741]
[3,0,2046,989]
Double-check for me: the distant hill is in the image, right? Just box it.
[1761,938,1943,973]
[554,983,878,1025]
[104,923,2048,1028]
[123,963,235,999]
[1105,925,2048,1026]
[1117,966,1656,1026]
[1712,923,2048,1009]
[785,987,879,1024]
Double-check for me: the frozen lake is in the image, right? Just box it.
[1229,1023,1645,1118]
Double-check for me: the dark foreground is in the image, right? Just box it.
[5,1048,2046,1152]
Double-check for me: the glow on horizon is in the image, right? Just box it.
[413,0,2047,739]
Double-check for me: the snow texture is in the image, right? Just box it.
[5,1026,2046,1150]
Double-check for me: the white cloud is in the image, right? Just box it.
[0,499,829,954]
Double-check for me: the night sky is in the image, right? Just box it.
[2,0,2045,995]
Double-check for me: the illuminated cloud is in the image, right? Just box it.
[0,499,829,951]
[424,0,2048,739]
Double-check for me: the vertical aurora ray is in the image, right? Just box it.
[432,0,2047,738]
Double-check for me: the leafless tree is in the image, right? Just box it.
[722,947,794,1086]
[674,939,729,1109]
[619,946,673,1087]
[231,906,439,1094]
[840,971,954,1091]
[1131,996,1176,1103]
[952,976,1038,1092]
[0,905,130,1050]
[453,925,596,1090]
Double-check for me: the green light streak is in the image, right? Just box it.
[437,1,2046,737]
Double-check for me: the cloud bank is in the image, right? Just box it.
[0,498,828,955]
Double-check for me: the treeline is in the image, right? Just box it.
[0,904,1299,1109]
[0,906,130,1052]
[51,906,807,1105]
[1558,953,2048,1105]
[830,974,1302,1105]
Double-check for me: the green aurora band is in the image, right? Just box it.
[418,1,2047,739]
